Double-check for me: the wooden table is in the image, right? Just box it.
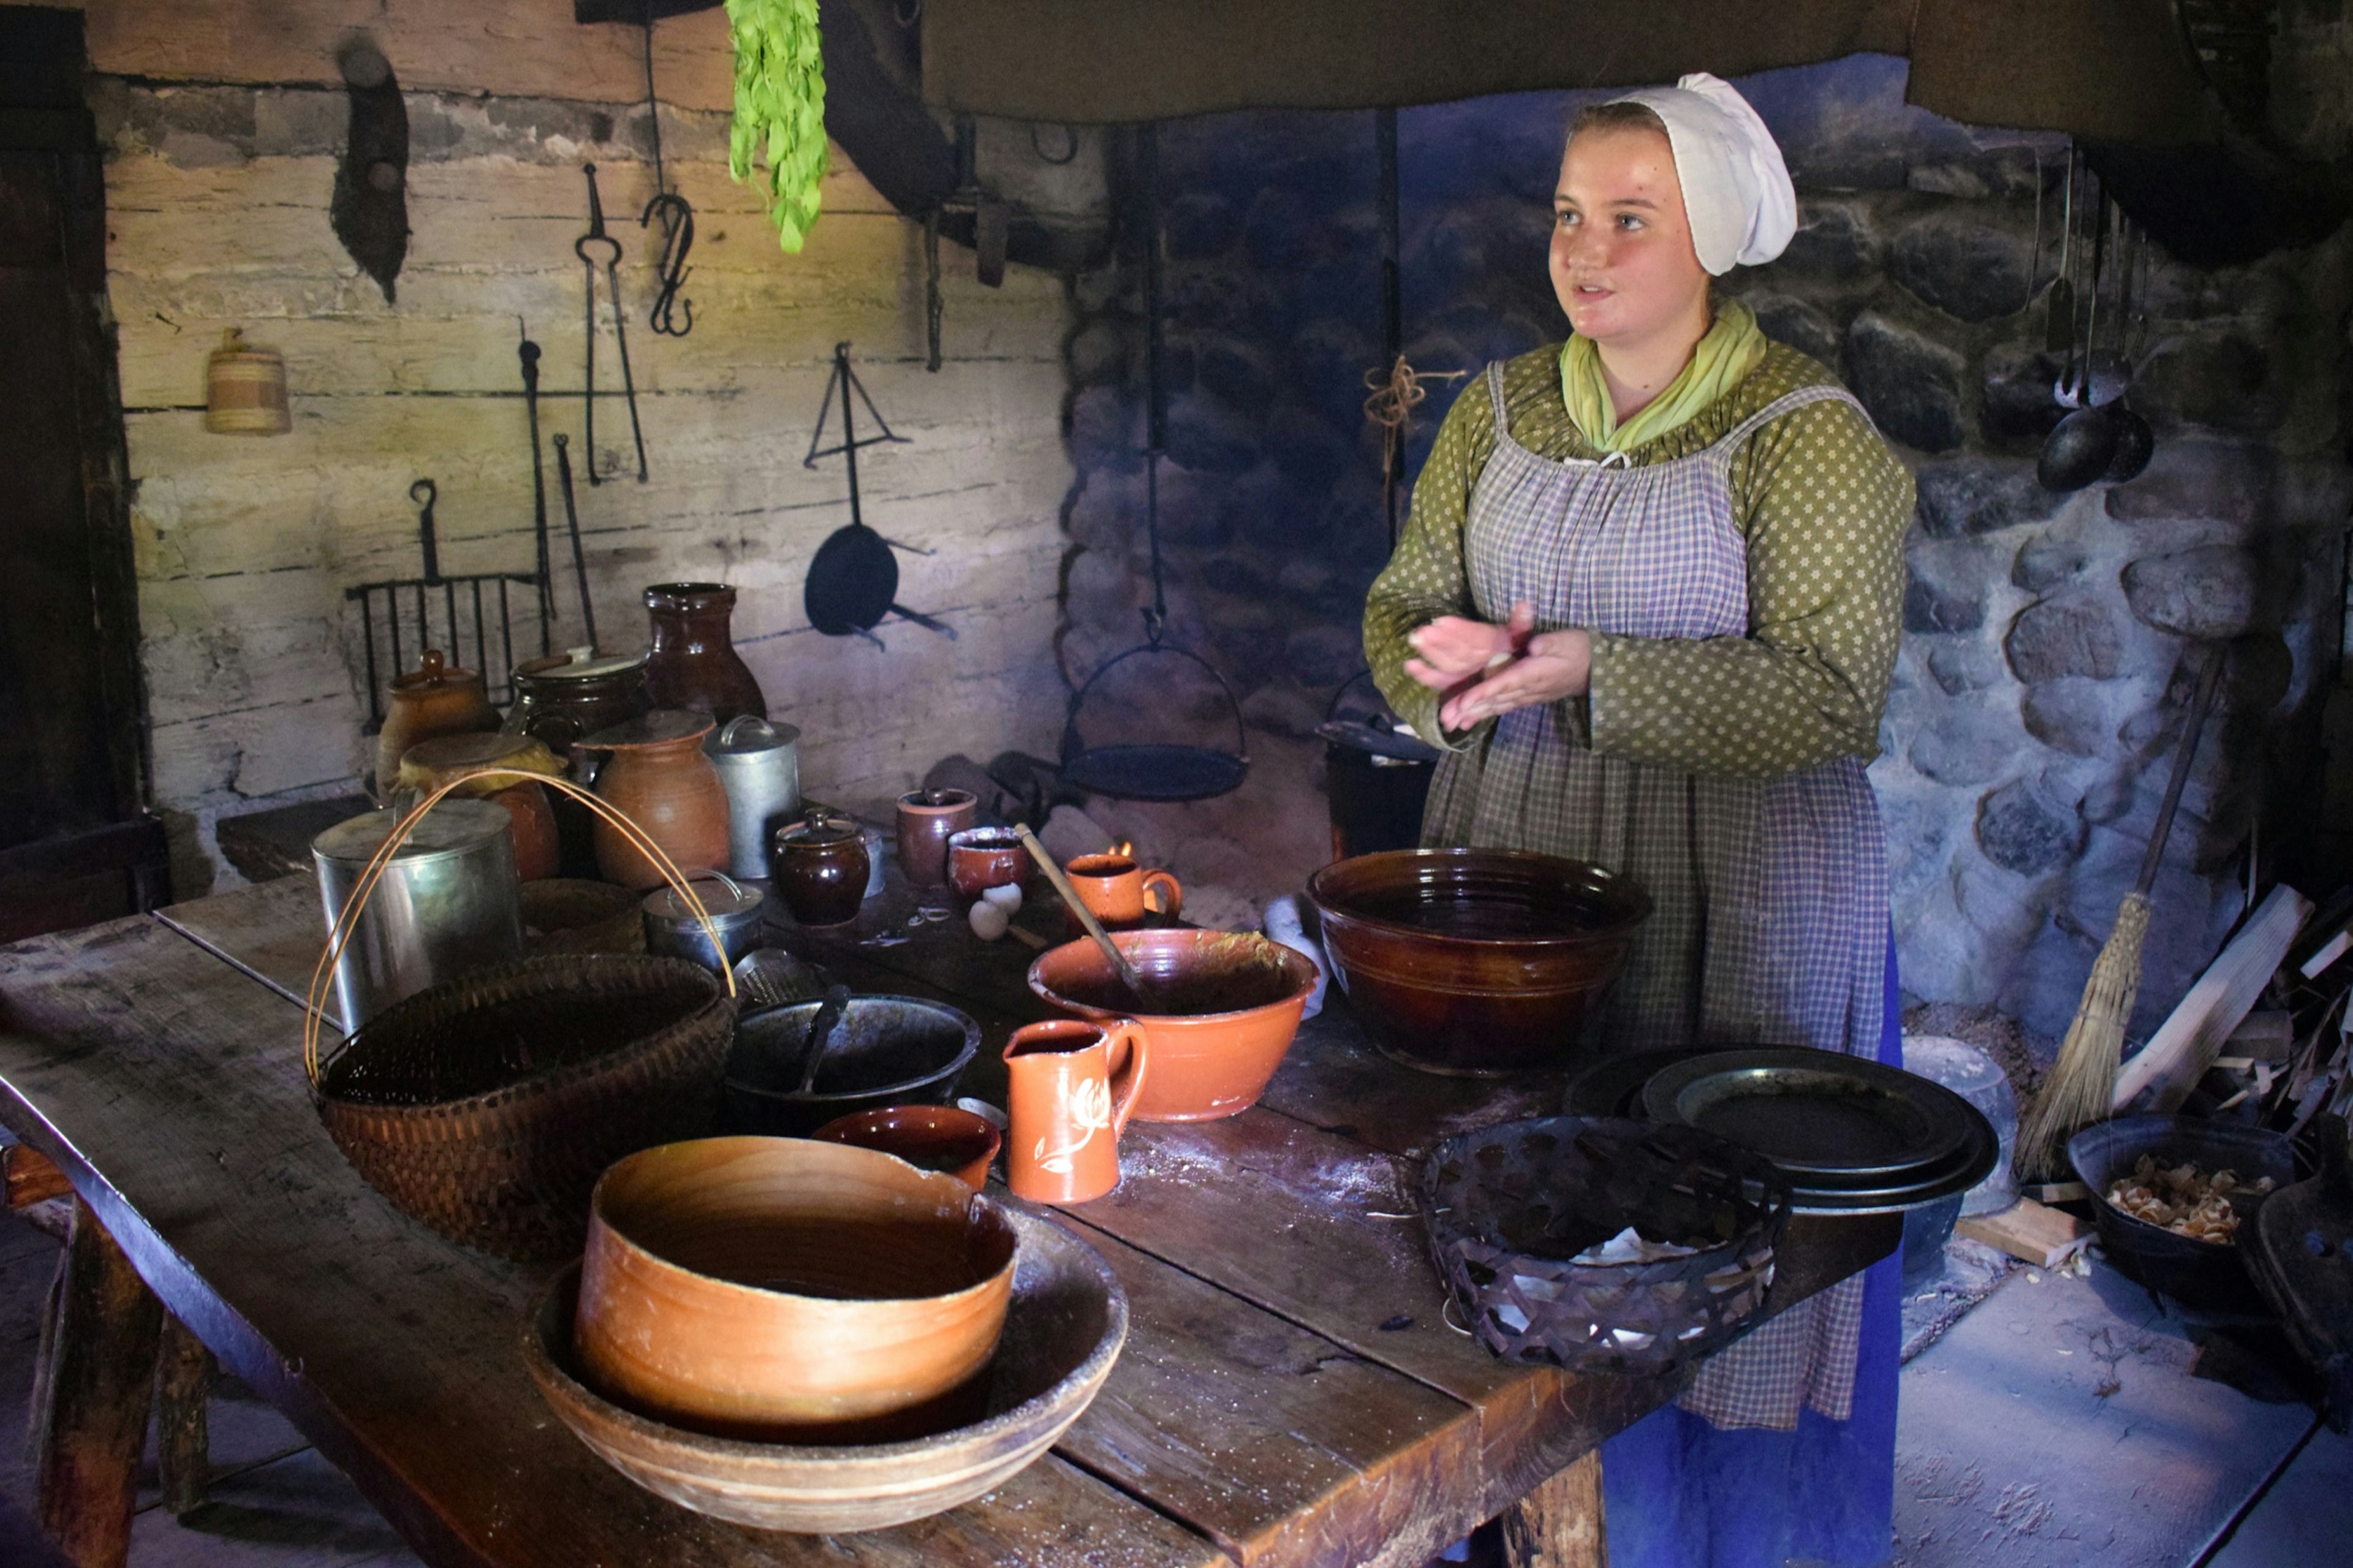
[0,869,1895,1568]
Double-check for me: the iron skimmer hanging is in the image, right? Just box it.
[1058,124,1249,804]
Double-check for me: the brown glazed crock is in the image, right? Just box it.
[895,789,979,890]
[574,1137,1016,1439]
[1027,930,1317,1123]
[374,648,501,798]
[810,1105,1002,1192]
[643,583,767,723]
[946,826,1032,903]
[773,809,870,926]
[1305,847,1651,1076]
[580,711,732,892]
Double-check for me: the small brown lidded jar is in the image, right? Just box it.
[773,809,870,928]
[376,649,501,799]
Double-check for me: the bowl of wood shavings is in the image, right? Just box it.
[2069,1116,2302,1313]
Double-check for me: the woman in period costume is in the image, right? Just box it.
[1363,75,1914,1568]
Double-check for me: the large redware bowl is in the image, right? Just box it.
[1306,848,1650,1076]
[576,1137,1017,1441]
[1026,930,1319,1122]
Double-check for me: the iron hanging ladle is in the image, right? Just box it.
[2039,185,2123,492]
[575,162,649,485]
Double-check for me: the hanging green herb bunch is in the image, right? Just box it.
[725,0,827,253]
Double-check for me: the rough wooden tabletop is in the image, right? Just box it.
[0,873,1894,1567]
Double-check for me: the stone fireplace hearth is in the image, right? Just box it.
[1053,51,2353,1043]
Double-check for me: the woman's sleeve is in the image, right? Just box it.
[1583,398,1913,778]
[1362,379,1497,750]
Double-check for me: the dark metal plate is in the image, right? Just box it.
[1642,1048,1976,1183]
[1560,1047,1729,1118]
[1782,1109,1999,1216]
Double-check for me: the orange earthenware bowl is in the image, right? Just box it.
[1027,929,1318,1123]
[575,1137,1017,1441]
[810,1105,1002,1192]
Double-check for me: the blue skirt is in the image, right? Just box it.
[1598,938,1904,1568]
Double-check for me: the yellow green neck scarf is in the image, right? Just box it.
[1558,300,1767,454]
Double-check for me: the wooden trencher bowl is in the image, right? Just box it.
[303,772,739,1259]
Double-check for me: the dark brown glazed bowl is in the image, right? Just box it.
[1306,848,1650,1077]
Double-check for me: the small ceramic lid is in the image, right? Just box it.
[388,648,482,694]
[897,787,977,812]
[775,809,862,850]
[311,799,510,866]
[514,646,651,682]
[579,708,715,749]
[706,714,803,757]
[642,874,763,921]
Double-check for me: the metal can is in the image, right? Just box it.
[312,800,523,1027]
[703,714,802,879]
[641,871,768,974]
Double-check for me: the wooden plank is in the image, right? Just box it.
[2115,884,2313,1111]
[1059,1219,1479,1568]
[1957,1196,2093,1268]
[155,876,341,1027]
[85,0,741,111]
[35,1195,163,1568]
[4,1140,72,1206]
[155,1312,216,1519]
[0,913,1227,1567]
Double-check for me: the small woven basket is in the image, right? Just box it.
[306,771,738,1260]
[1422,1116,1790,1376]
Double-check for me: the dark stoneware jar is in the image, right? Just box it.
[642,582,767,722]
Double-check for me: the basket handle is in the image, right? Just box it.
[1059,642,1249,765]
[303,770,737,1084]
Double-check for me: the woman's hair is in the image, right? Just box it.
[1563,100,1670,153]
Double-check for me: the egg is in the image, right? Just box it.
[967,900,1011,941]
[980,882,1023,913]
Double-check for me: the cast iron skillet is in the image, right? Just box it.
[803,519,956,642]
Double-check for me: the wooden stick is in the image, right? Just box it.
[1502,1448,1605,1568]
[1012,823,1152,1004]
[156,1314,215,1519]
[2112,881,2313,1110]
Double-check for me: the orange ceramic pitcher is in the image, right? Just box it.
[1002,1018,1150,1204]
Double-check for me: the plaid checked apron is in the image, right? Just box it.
[1424,363,1891,1430]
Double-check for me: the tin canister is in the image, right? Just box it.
[640,870,768,974]
[312,800,523,1026]
[703,714,801,879]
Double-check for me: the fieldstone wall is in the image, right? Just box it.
[1056,52,2353,1040]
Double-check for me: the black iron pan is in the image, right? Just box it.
[803,519,953,641]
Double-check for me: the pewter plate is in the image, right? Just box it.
[1641,1050,1975,1184]
[1782,1107,1999,1216]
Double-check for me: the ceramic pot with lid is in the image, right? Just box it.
[505,647,654,753]
[773,809,870,927]
[375,649,501,798]
[704,716,802,879]
[643,583,766,722]
[312,799,523,1026]
[895,789,977,890]
[641,870,768,974]
[579,710,733,891]
[393,730,566,882]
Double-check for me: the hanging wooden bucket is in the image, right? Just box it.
[204,327,291,434]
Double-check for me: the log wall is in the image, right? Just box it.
[51,0,1077,887]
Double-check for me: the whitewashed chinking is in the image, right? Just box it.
[1422,363,1890,1430]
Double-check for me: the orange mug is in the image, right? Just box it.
[1002,1018,1150,1204]
[1063,850,1183,935]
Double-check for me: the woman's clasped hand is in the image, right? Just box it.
[1403,600,1594,732]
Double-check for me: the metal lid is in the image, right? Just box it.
[514,646,651,682]
[706,714,803,757]
[311,799,512,865]
[642,873,764,921]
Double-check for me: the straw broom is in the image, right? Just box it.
[2015,646,2224,1182]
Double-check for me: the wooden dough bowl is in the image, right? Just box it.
[525,1203,1127,1532]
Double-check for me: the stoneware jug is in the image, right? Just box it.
[1063,849,1183,935]
[1002,1018,1150,1205]
[578,710,731,890]
[895,787,977,890]
[375,648,499,798]
[642,581,767,722]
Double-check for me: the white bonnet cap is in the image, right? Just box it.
[1602,72,1796,275]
